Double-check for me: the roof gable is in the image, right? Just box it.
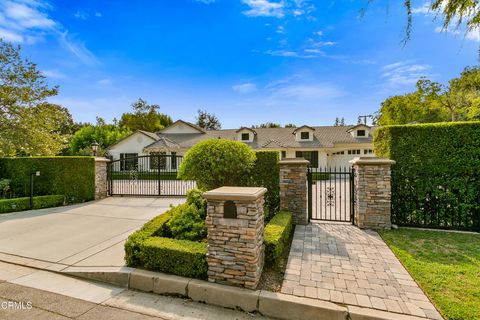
[160,120,205,134]
[292,125,315,134]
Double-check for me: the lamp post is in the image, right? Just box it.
[30,171,40,210]
[91,140,99,157]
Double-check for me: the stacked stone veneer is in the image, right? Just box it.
[95,157,110,200]
[279,158,309,225]
[350,157,396,230]
[204,187,267,289]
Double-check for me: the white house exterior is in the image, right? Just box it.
[107,120,375,170]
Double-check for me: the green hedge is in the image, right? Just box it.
[125,202,208,279]
[249,151,280,220]
[264,211,293,264]
[0,195,65,214]
[0,157,95,203]
[139,237,208,279]
[374,122,480,231]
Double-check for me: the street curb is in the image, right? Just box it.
[65,267,429,320]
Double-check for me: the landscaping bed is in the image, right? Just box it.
[0,195,65,213]
[125,189,293,282]
[379,228,480,320]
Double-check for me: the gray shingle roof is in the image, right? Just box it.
[143,125,373,151]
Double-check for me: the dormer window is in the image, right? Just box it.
[300,132,310,140]
[241,133,250,141]
[357,130,366,137]
[236,127,256,143]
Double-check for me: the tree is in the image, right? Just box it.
[195,109,221,130]
[67,121,131,156]
[334,117,345,126]
[178,139,256,190]
[0,39,72,156]
[285,123,297,128]
[376,67,480,125]
[252,122,281,128]
[119,98,172,132]
[364,1,480,44]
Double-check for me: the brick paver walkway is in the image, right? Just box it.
[281,223,443,320]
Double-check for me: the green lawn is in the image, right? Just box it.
[379,229,480,320]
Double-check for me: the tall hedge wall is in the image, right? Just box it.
[249,151,280,219]
[0,157,96,203]
[374,122,480,231]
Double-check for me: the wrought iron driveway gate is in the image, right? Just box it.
[108,154,195,196]
[307,166,355,223]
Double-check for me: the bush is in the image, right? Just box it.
[0,157,95,203]
[248,151,280,220]
[264,211,293,264]
[178,139,256,190]
[125,191,209,278]
[125,207,178,265]
[166,189,207,241]
[0,195,65,214]
[138,237,208,279]
[374,122,480,231]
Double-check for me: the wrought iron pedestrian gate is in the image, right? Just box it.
[307,166,355,223]
[108,154,195,196]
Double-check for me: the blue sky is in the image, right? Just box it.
[0,0,478,128]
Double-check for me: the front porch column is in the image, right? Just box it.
[279,158,309,225]
[349,157,396,229]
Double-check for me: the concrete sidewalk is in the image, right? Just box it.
[0,197,185,269]
[0,261,268,320]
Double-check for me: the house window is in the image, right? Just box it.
[300,132,310,140]
[150,152,166,170]
[281,151,286,159]
[296,151,318,167]
[171,152,177,170]
[120,153,138,171]
[364,149,373,154]
[357,130,366,137]
[241,133,250,141]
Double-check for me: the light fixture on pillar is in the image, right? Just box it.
[91,140,99,157]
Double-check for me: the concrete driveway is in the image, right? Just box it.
[0,197,185,268]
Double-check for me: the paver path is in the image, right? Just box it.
[281,223,443,320]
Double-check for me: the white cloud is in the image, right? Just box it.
[242,0,284,18]
[271,83,343,100]
[74,10,88,20]
[276,25,285,34]
[0,0,99,66]
[98,78,112,86]
[381,61,431,86]
[58,31,99,67]
[412,3,431,15]
[233,82,257,93]
[435,25,480,42]
[94,12,102,17]
[42,69,66,79]
[315,30,323,36]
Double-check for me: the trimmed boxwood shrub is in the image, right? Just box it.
[178,139,256,190]
[139,237,208,279]
[374,122,480,231]
[125,189,209,278]
[264,211,293,264]
[0,195,65,214]
[0,157,95,203]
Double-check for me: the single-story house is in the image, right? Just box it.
[107,120,375,170]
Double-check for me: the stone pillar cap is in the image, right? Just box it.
[349,157,396,165]
[94,157,111,162]
[203,186,267,201]
[279,158,310,165]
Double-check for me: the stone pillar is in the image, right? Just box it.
[279,158,309,225]
[94,157,110,200]
[204,187,267,289]
[349,157,396,230]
